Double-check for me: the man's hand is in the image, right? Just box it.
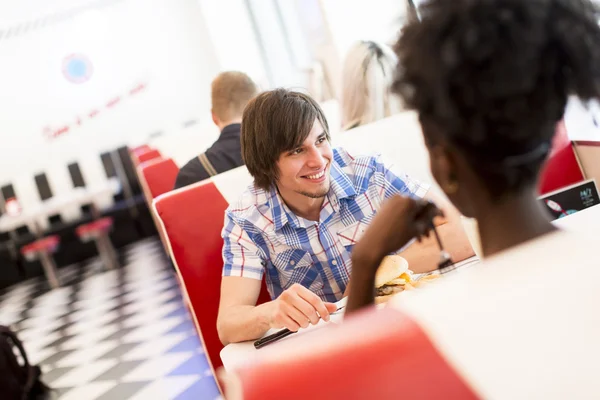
[353,195,443,269]
[269,283,338,332]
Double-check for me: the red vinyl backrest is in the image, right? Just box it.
[225,307,479,400]
[139,158,179,199]
[538,120,585,195]
[136,149,162,164]
[153,181,271,374]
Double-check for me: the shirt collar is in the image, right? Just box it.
[267,157,356,232]
[328,158,357,200]
[266,187,305,231]
[219,123,241,139]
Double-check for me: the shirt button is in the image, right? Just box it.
[331,260,337,266]
[290,260,296,266]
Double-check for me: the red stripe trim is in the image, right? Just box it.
[364,192,375,213]
[230,206,252,213]
[256,208,274,224]
[237,229,245,275]
[337,234,355,243]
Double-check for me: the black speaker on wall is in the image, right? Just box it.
[68,162,86,188]
[100,152,117,178]
[1,184,16,201]
[34,173,53,201]
[68,162,93,217]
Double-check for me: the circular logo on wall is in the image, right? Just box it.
[62,53,93,84]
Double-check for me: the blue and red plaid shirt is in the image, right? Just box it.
[221,148,429,302]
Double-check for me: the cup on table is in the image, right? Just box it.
[460,216,482,259]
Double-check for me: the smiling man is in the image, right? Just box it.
[216,89,472,344]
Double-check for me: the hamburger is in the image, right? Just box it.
[375,255,413,298]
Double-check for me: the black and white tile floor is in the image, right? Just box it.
[0,238,221,399]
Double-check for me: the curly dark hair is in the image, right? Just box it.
[392,0,600,198]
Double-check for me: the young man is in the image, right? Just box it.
[173,71,259,189]
[217,89,473,344]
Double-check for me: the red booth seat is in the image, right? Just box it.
[153,178,271,380]
[139,157,179,199]
[538,120,585,195]
[223,307,479,400]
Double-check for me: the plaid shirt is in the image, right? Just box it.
[221,148,429,302]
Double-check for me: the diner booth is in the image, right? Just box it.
[144,106,600,397]
[2,93,599,396]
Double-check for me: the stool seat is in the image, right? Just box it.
[20,235,60,261]
[76,217,118,270]
[76,217,114,241]
[20,235,61,288]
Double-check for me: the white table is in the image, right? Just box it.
[552,203,600,234]
[219,205,600,371]
[220,298,347,371]
[219,257,482,371]
[0,178,121,234]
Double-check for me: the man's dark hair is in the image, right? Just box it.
[241,88,330,190]
[393,0,600,198]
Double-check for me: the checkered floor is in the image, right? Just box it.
[0,237,221,400]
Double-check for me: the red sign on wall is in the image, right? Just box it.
[43,82,148,140]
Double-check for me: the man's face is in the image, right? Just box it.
[275,120,333,200]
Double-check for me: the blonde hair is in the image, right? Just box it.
[211,71,259,122]
[341,41,402,130]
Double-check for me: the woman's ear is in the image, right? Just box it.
[428,145,459,196]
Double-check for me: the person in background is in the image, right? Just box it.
[217,88,473,344]
[347,0,600,311]
[341,41,402,131]
[173,71,259,190]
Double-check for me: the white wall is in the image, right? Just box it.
[197,0,268,88]
[319,0,404,61]
[564,97,600,142]
[0,0,220,190]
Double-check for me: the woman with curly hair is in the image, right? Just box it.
[219,1,600,398]
[347,0,600,311]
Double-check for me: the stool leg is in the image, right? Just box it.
[95,233,119,270]
[38,251,60,289]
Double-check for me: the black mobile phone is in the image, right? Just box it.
[253,328,296,349]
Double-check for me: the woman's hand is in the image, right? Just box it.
[346,195,443,314]
[353,195,443,270]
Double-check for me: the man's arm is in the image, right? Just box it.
[217,276,274,345]
[218,217,272,345]
[398,191,474,273]
[217,278,338,345]
[218,218,338,345]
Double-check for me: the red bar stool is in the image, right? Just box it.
[76,217,119,270]
[20,235,61,289]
